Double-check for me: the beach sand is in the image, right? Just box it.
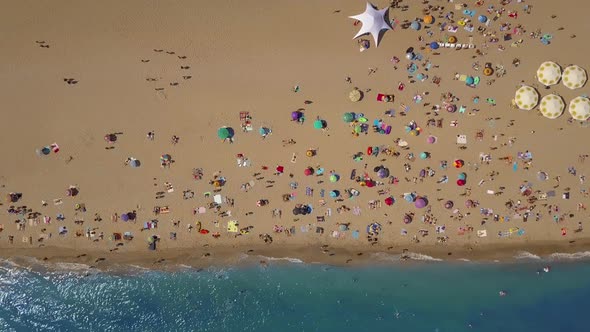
[1,0,589,268]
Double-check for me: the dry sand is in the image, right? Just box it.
[1,0,589,268]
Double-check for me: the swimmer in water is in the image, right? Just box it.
[499,290,507,296]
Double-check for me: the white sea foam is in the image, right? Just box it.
[258,256,304,264]
[405,252,443,262]
[372,252,443,262]
[514,251,542,260]
[457,258,471,262]
[548,251,590,260]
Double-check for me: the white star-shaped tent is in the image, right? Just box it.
[349,3,391,46]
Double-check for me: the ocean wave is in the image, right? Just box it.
[514,251,542,260]
[457,258,471,262]
[548,251,590,260]
[257,256,304,264]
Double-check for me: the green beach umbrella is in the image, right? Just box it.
[330,174,340,183]
[313,119,324,129]
[218,127,230,139]
[354,125,362,134]
[343,112,354,123]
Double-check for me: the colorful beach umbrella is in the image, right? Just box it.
[419,152,429,160]
[539,94,565,119]
[343,112,355,123]
[429,41,439,50]
[349,89,362,102]
[514,85,539,111]
[217,127,231,139]
[458,173,467,181]
[457,179,466,186]
[453,160,464,168]
[562,65,587,90]
[384,197,394,206]
[444,200,454,209]
[313,119,325,129]
[537,61,562,86]
[291,111,302,121]
[568,96,590,121]
[414,197,428,208]
[329,174,340,183]
[404,193,415,202]
[304,167,314,176]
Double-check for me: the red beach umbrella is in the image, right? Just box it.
[457,179,466,186]
[384,197,394,206]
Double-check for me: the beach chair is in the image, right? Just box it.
[316,216,325,222]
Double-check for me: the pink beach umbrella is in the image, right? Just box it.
[427,135,437,144]
[304,167,314,176]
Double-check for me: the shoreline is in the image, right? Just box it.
[3,240,590,272]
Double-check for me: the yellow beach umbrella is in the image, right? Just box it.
[568,96,590,121]
[539,94,565,119]
[536,61,561,86]
[349,89,362,102]
[514,85,539,111]
[562,65,587,90]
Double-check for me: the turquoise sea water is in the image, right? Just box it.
[1,258,590,332]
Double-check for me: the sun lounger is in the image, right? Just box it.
[160,206,170,214]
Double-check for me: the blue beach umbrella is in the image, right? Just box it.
[466,76,475,85]
[404,193,415,202]
[429,42,440,50]
[478,15,487,23]
[411,21,421,30]
[329,190,340,198]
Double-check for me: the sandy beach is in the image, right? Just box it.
[1,0,589,268]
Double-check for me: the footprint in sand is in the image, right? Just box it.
[170,82,179,86]
[63,78,78,85]
[153,49,164,52]
[182,75,192,80]
[166,51,175,55]
[178,55,187,59]
[141,59,150,63]
[180,66,190,70]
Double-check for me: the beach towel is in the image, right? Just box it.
[477,230,487,238]
[352,230,360,239]
[306,187,313,196]
[227,220,239,233]
[213,194,223,204]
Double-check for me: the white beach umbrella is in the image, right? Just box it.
[539,94,565,119]
[349,3,391,46]
[568,96,590,121]
[514,85,539,111]
[536,61,562,86]
[562,65,587,90]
